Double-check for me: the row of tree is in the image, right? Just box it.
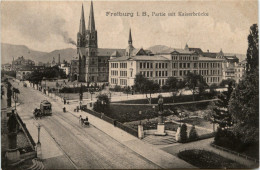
[25,66,67,84]
[134,72,208,103]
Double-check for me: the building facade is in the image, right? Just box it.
[109,31,224,87]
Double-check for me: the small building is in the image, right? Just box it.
[16,66,45,80]
[12,56,35,71]
[2,64,12,71]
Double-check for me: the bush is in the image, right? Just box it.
[189,125,198,140]
[180,123,188,142]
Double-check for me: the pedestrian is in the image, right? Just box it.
[79,115,82,125]
[64,98,66,105]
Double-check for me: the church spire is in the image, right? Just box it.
[88,1,95,31]
[128,28,132,45]
[79,4,86,35]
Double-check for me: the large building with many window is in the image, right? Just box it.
[109,30,224,87]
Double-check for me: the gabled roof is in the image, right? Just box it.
[98,48,125,56]
[225,55,239,61]
[188,47,204,54]
[171,49,196,54]
[109,56,131,61]
[202,52,218,58]
[158,48,181,54]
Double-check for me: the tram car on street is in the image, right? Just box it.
[33,100,52,119]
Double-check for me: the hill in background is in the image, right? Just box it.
[1,43,246,64]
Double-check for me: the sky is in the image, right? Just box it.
[1,0,258,54]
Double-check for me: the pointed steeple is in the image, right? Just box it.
[88,1,95,31]
[184,43,189,50]
[128,28,132,45]
[79,4,86,34]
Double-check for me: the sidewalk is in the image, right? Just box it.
[23,120,63,160]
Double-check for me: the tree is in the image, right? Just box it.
[184,72,207,101]
[164,77,178,91]
[93,94,110,113]
[144,80,160,104]
[134,73,147,93]
[134,74,160,103]
[229,70,259,143]
[219,78,236,87]
[212,82,234,129]
[189,125,198,140]
[6,81,12,107]
[180,123,188,142]
[209,83,218,97]
[246,24,259,74]
[79,84,83,101]
[124,86,131,98]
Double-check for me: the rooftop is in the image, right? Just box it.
[109,55,169,62]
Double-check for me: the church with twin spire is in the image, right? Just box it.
[70,1,152,83]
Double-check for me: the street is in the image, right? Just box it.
[10,81,160,169]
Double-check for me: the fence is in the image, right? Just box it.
[84,109,138,137]
[210,142,259,163]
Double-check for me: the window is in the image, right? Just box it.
[159,71,161,77]
[180,63,182,68]
[147,63,150,68]
[150,71,153,77]
[144,63,146,69]
[162,63,164,68]
[165,71,168,76]
[187,63,190,68]
[180,71,182,76]
[140,63,142,69]
[162,71,164,77]
[159,63,161,68]
[156,63,158,68]
[165,63,168,68]
[151,63,153,68]
[156,71,158,77]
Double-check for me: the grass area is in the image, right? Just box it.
[106,102,211,123]
[178,149,247,169]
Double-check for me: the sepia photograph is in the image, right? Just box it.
[1,0,259,169]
